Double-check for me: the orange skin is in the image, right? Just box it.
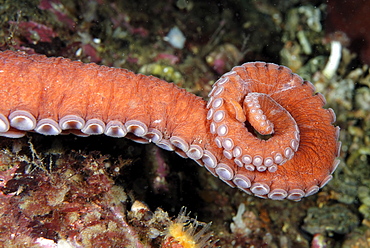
[0,50,340,200]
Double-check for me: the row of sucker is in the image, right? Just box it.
[0,111,204,155]
[0,109,273,197]
[0,51,342,202]
[204,63,341,200]
[0,84,340,202]
[0,109,239,190]
[206,69,300,173]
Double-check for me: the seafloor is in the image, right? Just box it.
[0,0,369,247]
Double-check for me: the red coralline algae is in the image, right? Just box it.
[0,148,193,247]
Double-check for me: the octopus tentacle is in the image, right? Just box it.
[207,64,302,173]
[0,50,340,201]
